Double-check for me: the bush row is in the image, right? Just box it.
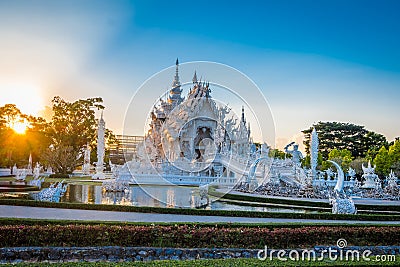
[1,199,400,221]
[209,187,400,212]
[1,224,399,248]
[3,218,396,229]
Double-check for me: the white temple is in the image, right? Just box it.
[118,59,263,187]
[118,59,314,189]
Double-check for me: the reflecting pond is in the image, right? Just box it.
[51,184,315,213]
[1,182,319,213]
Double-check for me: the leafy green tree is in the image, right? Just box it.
[303,122,387,159]
[349,158,369,176]
[374,146,391,176]
[326,149,353,171]
[43,96,105,174]
[268,149,287,159]
[389,140,400,163]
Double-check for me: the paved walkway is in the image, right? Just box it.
[1,205,399,224]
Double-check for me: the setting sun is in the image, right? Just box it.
[0,82,44,116]
[12,121,28,134]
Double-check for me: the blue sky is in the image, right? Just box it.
[0,0,399,149]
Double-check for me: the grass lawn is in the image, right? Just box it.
[8,257,400,266]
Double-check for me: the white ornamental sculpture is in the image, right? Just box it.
[361,161,380,189]
[83,144,91,175]
[328,160,357,215]
[92,111,106,180]
[310,128,319,179]
[348,167,356,181]
[27,153,33,175]
[33,162,41,179]
[386,170,398,188]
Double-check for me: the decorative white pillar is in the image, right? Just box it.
[92,111,105,180]
[310,127,319,180]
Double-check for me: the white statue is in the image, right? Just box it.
[12,164,17,176]
[348,167,356,181]
[284,143,303,165]
[386,170,398,188]
[260,142,270,157]
[33,162,41,179]
[328,160,357,215]
[27,153,33,175]
[83,144,91,175]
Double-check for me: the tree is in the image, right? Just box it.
[0,104,49,168]
[388,140,400,163]
[0,104,23,128]
[349,158,369,176]
[374,146,391,176]
[44,96,105,174]
[326,149,353,171]
[41,145,79,174]
[269,149,287,159]
[303,122,387,159]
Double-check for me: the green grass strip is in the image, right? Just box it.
[1,198,400,221]
[8,257,400,266]
[2,217,399,228]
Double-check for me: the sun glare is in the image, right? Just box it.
[0,82,44,116]
[12,121,28,134]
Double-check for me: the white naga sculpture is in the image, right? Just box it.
[328,160,357,215]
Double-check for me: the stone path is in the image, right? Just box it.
[1,205,400,224]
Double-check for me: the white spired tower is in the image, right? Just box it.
[92,111,105,180]
[310,127,319,180]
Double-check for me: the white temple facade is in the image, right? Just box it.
[118,60,259,187]
[117,60,336,189]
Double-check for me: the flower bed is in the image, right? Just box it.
[1,225,399,248]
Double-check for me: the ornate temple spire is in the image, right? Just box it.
[172,58,180,88]
[168,58,183,106]
[241,106,246,124]
[192,70,198,84]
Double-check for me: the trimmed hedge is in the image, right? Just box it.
[210,187,400,212]
[2,218,397,229]
[1,224,399,248]
[1,199,400,221]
